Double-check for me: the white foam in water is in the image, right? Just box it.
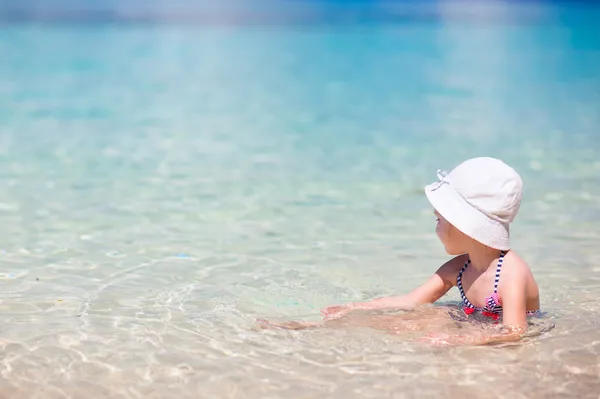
[0,3,600,397]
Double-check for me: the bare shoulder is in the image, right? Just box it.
[502,250,534,279]
[436,254,469,286]
[500,251,539,297]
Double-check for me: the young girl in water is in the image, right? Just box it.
[261,157,540,346]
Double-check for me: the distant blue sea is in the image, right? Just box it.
[0,2,599,397]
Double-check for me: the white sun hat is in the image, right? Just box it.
[424,157,523,250]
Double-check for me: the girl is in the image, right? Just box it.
[260,157,541,346]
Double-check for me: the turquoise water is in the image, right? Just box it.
[1,6,600,398]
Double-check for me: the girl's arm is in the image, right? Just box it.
[321,256,465,319]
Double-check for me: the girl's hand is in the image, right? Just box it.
[320,303,355,320]
[419,330,520,346]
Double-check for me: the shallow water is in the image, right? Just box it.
[1,3,600,398]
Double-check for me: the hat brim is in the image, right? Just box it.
[424,182,510,250]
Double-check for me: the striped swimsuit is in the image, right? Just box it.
[457,251,539,320]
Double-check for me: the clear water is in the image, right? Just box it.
[1,4,599,398]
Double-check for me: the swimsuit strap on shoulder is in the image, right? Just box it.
[493,251,506,293]
[457,259,476,309]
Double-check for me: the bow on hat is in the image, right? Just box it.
[430,169,449,191]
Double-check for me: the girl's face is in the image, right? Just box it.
[434,210,470,255]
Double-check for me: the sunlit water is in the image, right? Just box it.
[0,4,599,399]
